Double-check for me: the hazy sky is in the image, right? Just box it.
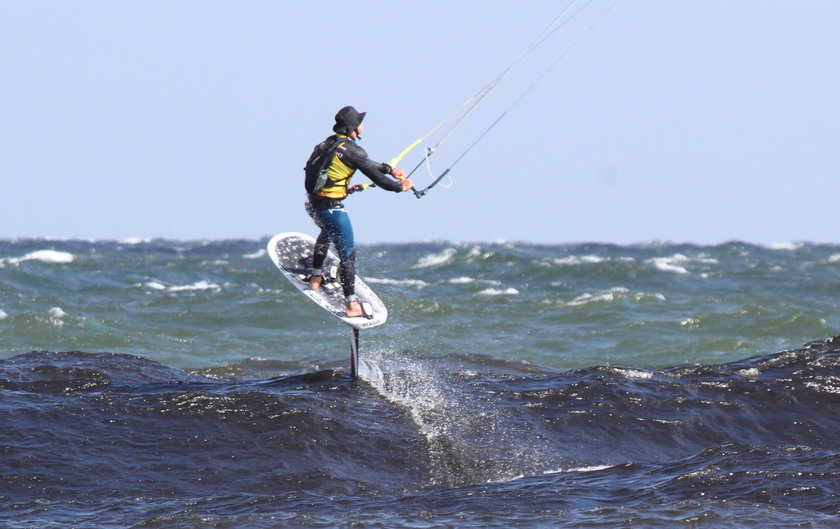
[2,1,838,244]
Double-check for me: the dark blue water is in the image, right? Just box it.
[2,337,839,527]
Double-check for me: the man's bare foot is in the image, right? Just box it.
[309,275,323,290]
[345,301,364,318]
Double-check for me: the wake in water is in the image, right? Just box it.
[360,350,559,487]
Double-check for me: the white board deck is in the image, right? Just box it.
[267,232,388,330]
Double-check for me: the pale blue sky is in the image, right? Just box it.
[2,1,838,244]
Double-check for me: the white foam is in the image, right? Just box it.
[648,254,689,274]
[552,255,604,266]
[143,280,220,292]
[827,254,840,264]
[366,277,428,289]
[119,237,152,245]
[478,287,519,296]
[465,246,493,260]
[243,249,266,260]
[143,281,166,290]
[544,464,613,475]
[5,250,75,265]
[611,367,653,379]
[448,277,475,284]
[568,287,629,306]
[48,307,66,327]
[0,309,8,320]
[168,280,221,292]
[415,248,457,268]
[766,241,801,251]
[648,253,719,274]
[568,287,664,307]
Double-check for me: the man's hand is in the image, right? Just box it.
[390,167,406,179]
[400,178,414,192]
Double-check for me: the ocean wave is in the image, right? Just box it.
[118,237,153,245]
[415,247,457,268]
[169,280,222,292]
[766,241,805,251]
[544,464,615,475]
[2,249,75,266]
[567,287,665,306]
[608,367,654,379]
[447,277,502,287]
[366,277,429,289]
[551,255,606,266]
[646,253,718,275]
[142,280,222,292]
[2,337,840,527]
[479,287,520,296]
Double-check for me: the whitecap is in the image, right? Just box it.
[366,277,428,289]
[552,255,604,266]
[465,246,493,260]
[478,287,519,296]
[566,465,613,473]
[568,287,664,307]
[648,254,690,274]
[243,249,266,260]
[6,250,74,265]
[415,248,457,268]
[143,280,220,292]
[827,254,840,264]
[0,309,8,320]
[544,464,613,475]
[120,237,152,245]
[766,241,802,251]
[144,281,167,291]
[168,280,221,292]
[568,287,629,306]
[48,307,66,327]
[448,277,475,284]
[648,253,718,274]
[611,367,653,379]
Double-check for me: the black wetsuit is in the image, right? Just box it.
[306,135,402,300]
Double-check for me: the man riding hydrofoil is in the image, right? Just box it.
[305,106,414,317]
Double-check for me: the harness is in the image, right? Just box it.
[316,136,356,200]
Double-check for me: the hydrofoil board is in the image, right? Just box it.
[267,232,388,330]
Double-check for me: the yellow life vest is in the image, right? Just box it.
[317,135,355,199]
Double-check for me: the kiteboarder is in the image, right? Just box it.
[305,106,413,318]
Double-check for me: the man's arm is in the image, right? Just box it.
[345,144,405,192]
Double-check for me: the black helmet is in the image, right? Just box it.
[333,106,366,134]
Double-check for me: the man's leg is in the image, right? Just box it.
[320,207,362,317]
[308,229,331,290]
[313,208,363,318]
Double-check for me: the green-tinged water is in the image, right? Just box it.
[1,239,837,370]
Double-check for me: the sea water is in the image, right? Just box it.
[1,238,839,527]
